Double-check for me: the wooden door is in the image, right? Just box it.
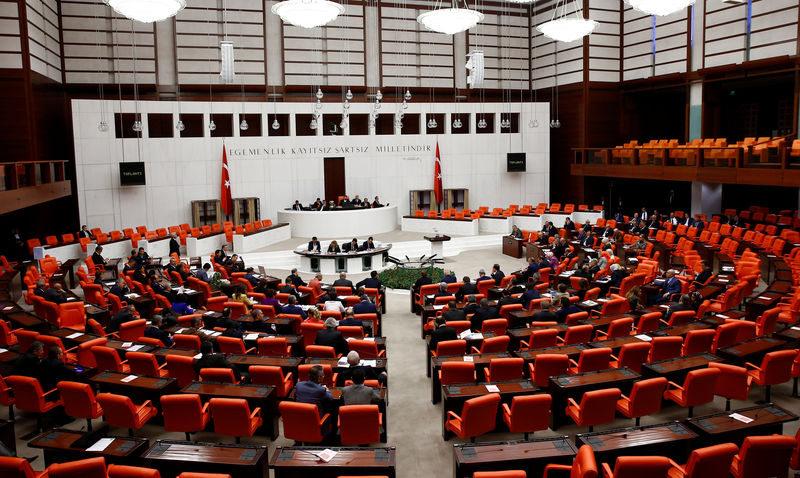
[324,157,346,203]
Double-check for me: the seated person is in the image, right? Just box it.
[327,240,341,254]
[361,237,376,250]
[475,269,492,283]
[429,282,451,304]
[91,246,106,267]
[520,282,540,309]
[341,369,381,405]
[195,263,212,282]
[412,270,433,295]
[343,238,360,253]
[340,196,352,207]
[442,300,466,322]
[505,277,525,295]
[510,225,523,239]
[109,278,130,301]
[608,263,629,288]
[491,264,505,286]
[552,282,570,304]
[242,267,259,287]
[287,268,307,288]
[351,195,362,206]
[532,300,558,322]
[338,350,387,386]
[193,341,242,382]
[456,276,478,302]
[339,308,363,327]
[356,270,382,290]
[333,272,355,293]
[260,288,283,314]
[108,305,138,333]
[656,269,682,304]
[39,346,76,392]
[462,295,479,316]
[292,200,303,211]
[372,196,383,208]
[231,284,254,314]
[470,298,499,332]
[135,247,151,266]
[353,295,378,316]
[322,290,345,314]
[282,295,307,320]
[43,283,68,304]
[442,270,457,284]
[304,307,323,324]
[144,315,173,347]
[308,236,321,252]
[12,341,44,377]
[315,317,348,356]
[296,364,333,412]
[555,296,581,323]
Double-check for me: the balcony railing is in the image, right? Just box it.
[0,160,70,192]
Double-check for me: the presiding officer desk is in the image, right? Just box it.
[278,205,398,238]
[294,240,392,274]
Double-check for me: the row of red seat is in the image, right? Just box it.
[0,455,232,478]
[413,203,604,218]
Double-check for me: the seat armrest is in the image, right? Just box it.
[43,388,59,397]
[601,462,615,478]
[501,403,511,415]
[446,411,461,420]
[567,397,579,408]
[158,362,168,370]
[569,359,579,368]
[250,407,261,418]
[520,339,529,348]
[543,464,572,478]
[666,381,684,391]
[556,336,565,344]
[470,346,480,354]
[284,372,293,382]
[667,460,686,478]
[201,402,209,413]
[744,362,761,371]
[618,393,630,401]
[319,413,330,425]
[610,354,619,362]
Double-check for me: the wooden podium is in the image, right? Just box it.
[502,236,524,258]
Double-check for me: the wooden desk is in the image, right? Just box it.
[513,344,587,362]
[525,243,548,262]
[453,437,576,478]
[90,371,179,418]
[685,403,798,447]
[308,357,387,374]
[144,440,268,478]
[641,352,722,383]
[587,335,647,353]
[0,347,20,376]
[651,321,714,337]
[3,308,46,330]
[745,291,783,321]
[583,313,634,333]
[431,353,510,404]
[575,421,698,463]
[228,354,304,376]
[503,237,524,258]
[508,324,568,350]
[507,309,564,329]
[548,367,640,430]
[0,419,15,456]
[706,310,747,322]
[774,325,800,344]
[442,380,539,440]
[270,446,396,478]
[28,427,149,467]
[717,336,787,363]
[181,381,278,440]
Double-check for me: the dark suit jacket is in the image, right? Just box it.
[108,311,135,333]
[11,353,41,377]
[91,252,105,266]
[34,287,46,298]
[343,242,360,252]
[43,288,67,305]
[169,238,180,256]
[456,283,479,301]
[356,277,382,290]
[491,271,505,286]
[412,276,432,293]
[338,365,385,386]
[332,278,355,291]
[470,306,498,332]
[193,353,242,382]
[695,269,713,285]
[531,310,558,323]
[362,241,375,250]
[288,275,307,288]
[338,318,363,328]
[521,290,541,309]
[308,240,321,251]
[556,305,581,323]
[109,285,129,301]
[352,301,378,316]
[442,309,466,322]
[39,358,76,391]
[144,326,173,347]
[661,277,682,297]
[429,326,458,351]
[314,328,348,355]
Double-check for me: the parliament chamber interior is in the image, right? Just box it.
[3,0,800,477]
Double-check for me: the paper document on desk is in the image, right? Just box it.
[313,449,338,462]
[120,375,138,383]
[634,334,652,342]
[2,306,12,311]
[432,305,445,310]
[361,360,377,367]
[0,348,7,354]
[729,413,753,424]
[338,357,350,367]
[86,438,115,452]
[127,345,145,352]
[463,355,474,362]
[66,332,83,339]
[122,342,133,348]
[203,311,215,316]
[485,384,500,392]
[126,293,140,298]
[245,333,260,340]
[193,353,203,359]
[583,300,598,307]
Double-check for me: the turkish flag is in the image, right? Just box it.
[220,144,232,217]
[434,141,443,206]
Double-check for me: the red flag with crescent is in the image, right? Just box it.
[221,144,232,216]
[434,141,443,205]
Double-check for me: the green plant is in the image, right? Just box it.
[378,267,444,290]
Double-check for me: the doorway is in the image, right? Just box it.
[324,157,346,204]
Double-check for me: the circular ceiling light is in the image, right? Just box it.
[624,0,695,16]
[417,7,484,35]
[104,0,186,23]
[272,0,345,29]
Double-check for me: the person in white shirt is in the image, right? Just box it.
[323,290,346,313]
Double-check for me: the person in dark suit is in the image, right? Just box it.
[312,198,323,210]
[338,351,387,386]
[491,264,505,286]
[462,295,479,316]
[39,346,77,392]
[510,226,523,239]
[308,236,321,252]
[343,238,360,253]
[11,341,43,377]
[33,280,47,298]
[372,197,383,208]
[340,196,352,208]
[78,225,93,239]
[282,295,307,320]
[523,258,540,282]
[456,276,478,302]
[429,316,458,351]
[442,270,457,284]
[279,280,300,299]
[169,233,181,257]
[442,300,466,322]
[295,365,333,413]
[497,289,519,308]
[315,318,348,356]
[333,272,355,293]
[91,246,106,267]
[292,200,303,211]
[555,296,581,324]
[193,341,242,382]
[43,284,68,304]
[608,263,629,289]
[520,282,541,309]
[109,278,130,302]
[287,268,307,288]
[108,305,138,333]
[531,300,558,323]
[412,270,432,295]
[339,309,363,327]
[693,261,713,287]
[356,270,382,290]
[430,282,451,304]
[657,269,682,303]
[361,237,376,250]
[144,315,173,347]
[666,294,693,320]
[475,269,492,283]
[470,298,498,332]
[563,217,576,231]
[352,295,378,316]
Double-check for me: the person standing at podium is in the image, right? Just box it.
[509,225,523,239]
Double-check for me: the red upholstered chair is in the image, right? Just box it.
[95,393,157,436]
[0,456,47,478]
[501,393,551,439]
[58,302,87,331]
[635,312,662,334]
[348,339,384,359]
[520,328,559,350]
[306,345,339,358]
[566,311,589,325]
[668,442,738,478]
[297,364,337,387]
[248,366,293,398]
[177,474,231,478]
[0,375,14,420]
[300,322,325,347]
[173,334,202,351]
[46,457,108,478]
[543,444,598,478]
[107,464,161,478]
[663,367,720,417]
[57,381,103,431]
[569,348,612,374]
[15,330,40,353]
[209,397,262,443]
[648,337,683,363]
[439,362,477,386]
[279,401,329,444]
[792,427,800,470]
[217,336,254,355]
[484,358,524,382]
[565,388,621,432]
[471,335,510,354]
[257,337,291,357]
[481,318,509,336]
[338,404,382,445]
[166,354,197,388]
[708,362,752,411]
[432,340,467,359]
[0,319,18,347]
[76,338,107,368]
[529,354,570,387]
[615,377,667,426]
[338,326,364,339]
[681,330,716,356]
[6,375,62,432]
[600,456,673,478]
[610,342,651,374]
[729,435,796,478]
[126,352,168,377]
[445,393,501,441]
[119,319,146,342]
[91,345,130,373]
[662,310,695,327]
[199,367,238,384]
[595,318,634,341]
[744,349,796,402]
[160,393,211,441]
[559,325,593,345]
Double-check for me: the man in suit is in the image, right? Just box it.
[340,196,352,208]
[429,316,458,351]
[282,295,307,320]
[456,276,478,302]
[193,341,241,382]
[462,295,479,316]
[338,351,387,387]
[470,298,498,332]
[109,278,130,302]
[285,268,306,288]
[442,270,457,284]
[315,317,348,356]
[292,200,303,211]
[351,195,362,206]
[640,208,649,222]
[497,289,519,308]
[412,270,432,296]
[108,305,138,333]
[555,296,581,324]
[356,270,382,290]
[442,300,466,322]
[312,198,323,210]
[361,237,376,250]
[77,225,92,239]
[308,236,321,252]
[144,315,173,347]
[430,282,451,304]
[43,283,68,305]
[491,264,505,286]
[343,238,360,253]
[39,346,77,392]
[531,300,558,323]
[353,295,378,316]
[295,364,333,412]
[91,246,106,267]
[33,279,47,298]
[693,261,713,287]
[666,294,693,321]
[510,226,523,239]
[552,237,569,259]
[333,272,355,293]
[195,263,212,282]
[341,369,381,405]
[11,341,43,377]
[476,269,492,283]
[522,258,540,282]
[339,308,363,327]
[657,269,682,303]
[608,263,629,289]
[520,282,540,309]
[169,233,181,257]
[372,197,383,208]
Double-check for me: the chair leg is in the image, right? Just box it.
[235,437,241,444]
[589,426,593,433]
[8,405,13,422]
[86,418,93,431]
[765,385,771,403]
[128,428,134,437]
[185,432,191,441]
[688,406,694,418]
[725,399,731,411]
[793,377,798,397]
[524,432,529,440]
[635,417,640,427]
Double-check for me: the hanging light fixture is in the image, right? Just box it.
[240,118,249,131]
[452,117,462,129]
[209,119,217,131]
[536,0,597,43]
[623,0,694,16]
[477,117,487,129]
[417,0,484,35]
[427,116,438,129]
[271,0,344,29]
[103,0,186,23]
[272,118,280,130]
[309,114,318,130]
